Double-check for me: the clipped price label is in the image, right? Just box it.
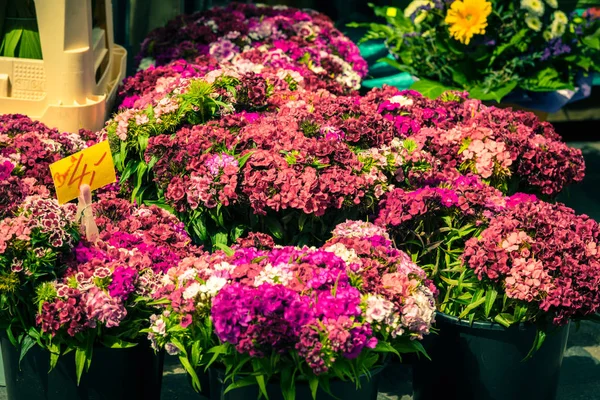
[50,141,116,204]
[386,7,398,17]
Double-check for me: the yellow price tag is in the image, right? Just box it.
[386,7,398,17]
[49,141,117,204]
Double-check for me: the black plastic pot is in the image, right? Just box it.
[1,336,164,400]
[207,365,385,400]
[412,312,569,400]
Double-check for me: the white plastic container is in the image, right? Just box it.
[0,0,127,132]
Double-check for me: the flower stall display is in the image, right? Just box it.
[357,0,600,108]
[135,3,367,94]
[146,221,435,399]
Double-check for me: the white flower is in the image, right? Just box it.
[254,263,293,287]
[199,276,228,297]
[389,95,414,107]
[212,261,236,274]
[525,15,543,31]
[151,318,166,335]
[364,295,395,323]
[138,57,155,71]
[206,20,218,32]
[178,268,198,285]
[545,0,558,9]
[546,14,567,40]
[183,282,202,300]
[324,243,362,268]
[520,0,545,16]
[225,31,240,40]
[552,10,568,25]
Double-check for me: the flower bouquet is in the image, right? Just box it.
[356,0,600,109]
[136,3,367,94]
[147,221,435,399]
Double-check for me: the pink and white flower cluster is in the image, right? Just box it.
[148,221,434,378]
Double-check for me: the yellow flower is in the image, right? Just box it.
[552,10,568,25]
[521,0,545,16]
[545,0,558,9]
[525,15,543,31]
[445,0,493,45]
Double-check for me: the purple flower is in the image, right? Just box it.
[541,38,572,62]
[108,266,138,300]
[0,160,15,180]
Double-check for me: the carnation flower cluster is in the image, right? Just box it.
[463,199,600,325]
[34,198,200,340]
[148,221,434,380]
[109,78,586,251]
[136,3,367,94]
[0,114,94,218]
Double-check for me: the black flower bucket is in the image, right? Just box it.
[1,336,164,400]
[412,312,569,400]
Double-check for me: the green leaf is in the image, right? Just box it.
[309,375,319,400]
[583,27,600,50]
[100,336,138,349]
[523,329,546,361]
[491,29,528,61]
[520,67,572,92]
[224,376,257,394]
[494,313,516,328]
[393,338,430,360]
[214,243,235,256]
[484,289,498,318]
[238,151,254,168]
[230,225,246,242]
[180,353,202,392]
[19,335,36,365]
[2,28,22,57]
[18,21,42,59]
[298,214,308,232]
[410,79,459,100]
[468,81,518,103]
[280,367,296,400]
[211,231,229,249]
[458,296,486,319]
[265,217,284,240]
[75,347,86,385]
[450,67,469,87]
[373,341,400,358]
[376,56,415,73]
[255,373,269,400]
[48,342,60,371]
[206,344,228,369]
